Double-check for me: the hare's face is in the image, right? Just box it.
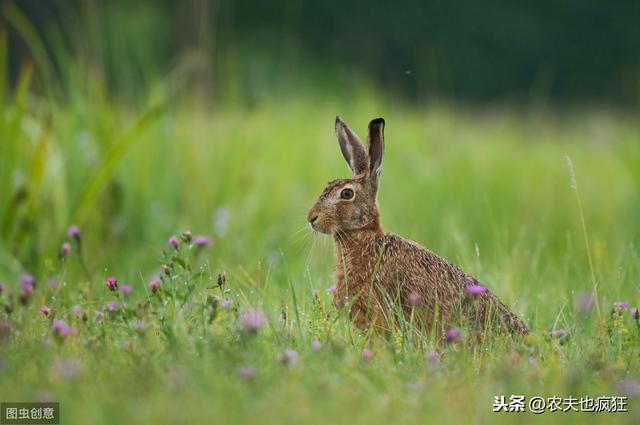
[307,116,385,235]
[307,176,378,234]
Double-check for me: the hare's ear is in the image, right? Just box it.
[367,118,385,189]
[335,116,368,175]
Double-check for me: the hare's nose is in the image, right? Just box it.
[308,214,319,225]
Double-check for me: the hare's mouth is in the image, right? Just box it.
[308,214,333,234]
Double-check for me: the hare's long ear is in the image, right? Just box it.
[367,118,385,191]
[335,116,368,175]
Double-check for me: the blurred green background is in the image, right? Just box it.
[1,2,640,424]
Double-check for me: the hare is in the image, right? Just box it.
[307,117,529,336]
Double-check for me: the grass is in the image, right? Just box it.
[1,66,640,423]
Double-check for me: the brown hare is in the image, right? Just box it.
[308,117,529,336]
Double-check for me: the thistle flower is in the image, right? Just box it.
[194,235,212,248]
[222,299,234,308]
[631,307,639,322]
[120,284,132,297]
[465,283,487,296]
[614,301,629,311]
[59,242,71,259]
[280,348,298,366]
[107,301,118,313]
[0,321,14,341]
[616,379,639,397]
[105,276,118,291]
[407,291,423,307]
[311,340,322,350]
[71,305,82,316]
[52,320,75,338]
[237,367,256,380]
[95,311,104,320]
[361,349,374,361]
[40,306,51,316]
[67,225,81,241]
[550,328,568,338]
[328,285,337,294]
[427,351,441,363]
[149,276,160,294]
[21,274,35,294]
[443,328,462,343]
[0,282,4,295]
[240,309,266,333]
[168,235,179,249]
[47,278,59,289]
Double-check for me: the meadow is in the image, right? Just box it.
[2,24,640,425]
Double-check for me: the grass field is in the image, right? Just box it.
[2,61,640,424]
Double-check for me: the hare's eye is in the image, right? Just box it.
[340,188,354,200]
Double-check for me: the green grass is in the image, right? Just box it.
[1,75,640,424]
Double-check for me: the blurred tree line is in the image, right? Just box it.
[5,0,640,105]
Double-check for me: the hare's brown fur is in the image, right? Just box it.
[308,117,528,336]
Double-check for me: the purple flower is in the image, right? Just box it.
[120,284,132,297]
[280,348,298,366]
[59,242,71,259]
[168,235,179,249]
[575,291,595,314]
[550,328,568,338]
[465,283,487,296]
[95,311,104,320]
[631,307,639,322]
[0,281,4,294]
[53,358,82,381]
[67,225,80,241]
[427,351,441,363]
[149,276,160,294]
[616,379,639,397]
[0,321,14,340]
[132,321,147,332]
[443,328,462,343]
[311,340,322,350]
[222,299,235,308]
[240,309,266,333]
[40,306,51,316]
[21,274,35,294]
[194,235,212,248]
[52,320,75,338]
[407,291,423,307]
[47,278,59,289]
[71,305,82,316]
[328,285,337,294]
[614,301,629,311]
[361,349,374,361]
[107,301,118,313]
[105,276,118,291]
[237,367,256,380]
